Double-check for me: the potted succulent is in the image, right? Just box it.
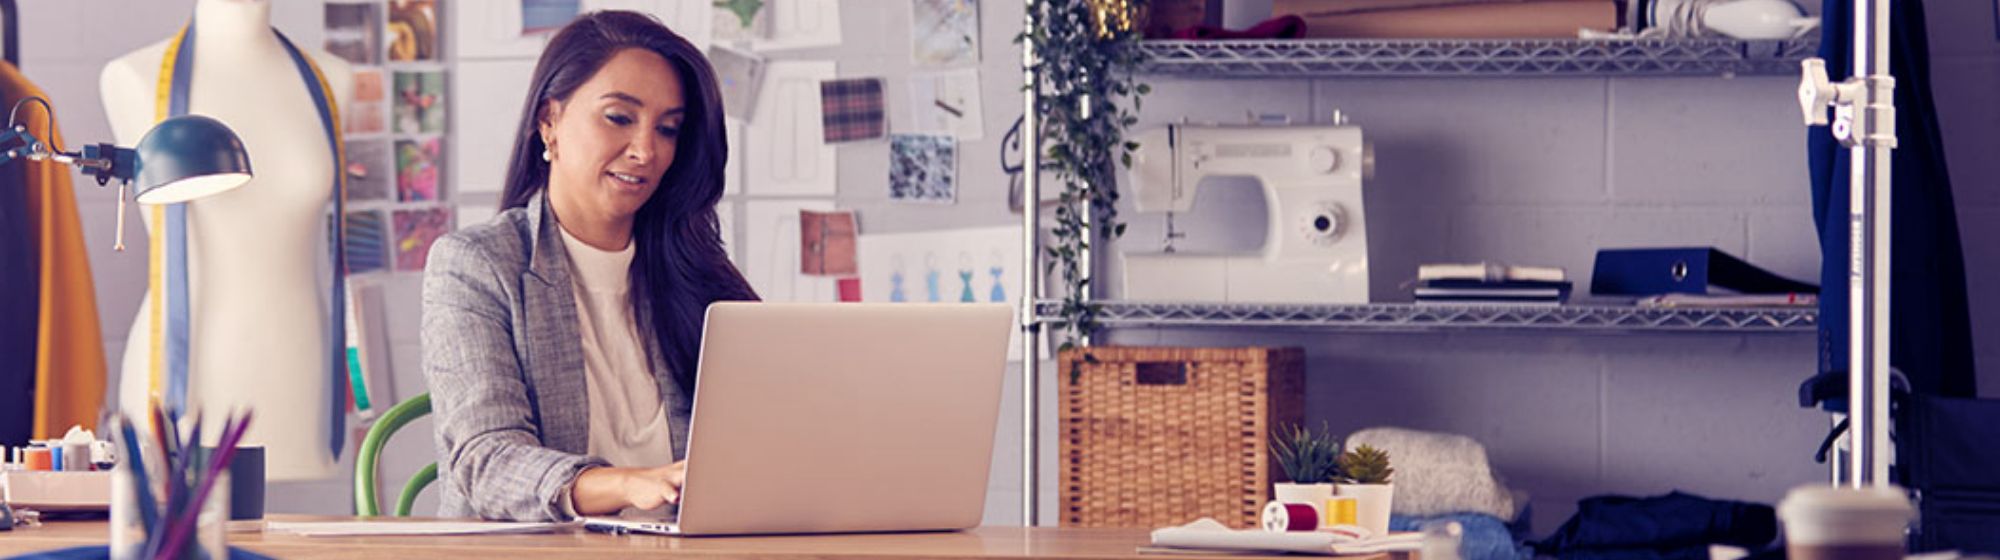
[1336,444,1395,535]
[1271,423,1342,521]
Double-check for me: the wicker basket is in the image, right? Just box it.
[1059,346,1305,529]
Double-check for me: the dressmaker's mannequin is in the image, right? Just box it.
[102,0,353,480]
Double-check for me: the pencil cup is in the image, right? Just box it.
[111,457,229,560]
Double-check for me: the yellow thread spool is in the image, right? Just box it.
[1324,497,1358,526]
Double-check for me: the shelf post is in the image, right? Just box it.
[1020,0,1043,527]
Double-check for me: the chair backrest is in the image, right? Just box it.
[355,392,436,517]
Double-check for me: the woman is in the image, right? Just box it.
[422,11,756,521]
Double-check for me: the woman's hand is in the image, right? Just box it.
[570,461,687,515]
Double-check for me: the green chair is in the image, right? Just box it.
[355,393,437,517]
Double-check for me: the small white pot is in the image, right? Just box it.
[1338,483,1394,536]
[1272,482,1337,524]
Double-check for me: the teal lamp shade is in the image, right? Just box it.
[132,114,253,205]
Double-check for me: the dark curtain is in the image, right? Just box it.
[1808,0,1976,401]
[0,137,36,448]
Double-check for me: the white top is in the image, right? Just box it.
[558,225,676,518]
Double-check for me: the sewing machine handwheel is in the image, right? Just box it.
[1300,202,1349,246]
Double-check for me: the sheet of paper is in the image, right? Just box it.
[586,0,714,51]
[910,0,980,67]
[452,59,537,194]
[520,0,582,35]
[752,0,843,51]
[267,521,571,537]
[744,200,840,302]
[856,226,1024,360]
[906,68,985,141]
[723,117,746,195]
[710,47,767,121]
[342,210,390,274]
[745,61,838,196]
[718,200,740,266]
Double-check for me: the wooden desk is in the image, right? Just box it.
[0,516,1382,559]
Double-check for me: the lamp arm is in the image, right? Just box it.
[6,96,65,154]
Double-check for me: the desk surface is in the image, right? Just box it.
[0,516,1391,560]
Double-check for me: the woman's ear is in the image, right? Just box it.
[537,98,563,146]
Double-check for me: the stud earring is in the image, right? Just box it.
[542,148,553,162]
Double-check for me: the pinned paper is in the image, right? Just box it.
[347,69,389,136]
[746,61,838,196]
[396,138,444,202]
[393,70,447,135]
[393,207,453,271]
[857,227,1025,359]
[711,47,767,121]
[342,210,391,274]
[738,0,843,51]
[906,68,984,141]
[325,2,384,65]
[387,0,442,62]
[911,0,980,67]
[344,140,394,201]
[520,0,581,35]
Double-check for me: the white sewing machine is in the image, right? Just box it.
[1120,121,1372,304]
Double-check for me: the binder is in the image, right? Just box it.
[1589,247,1818,296]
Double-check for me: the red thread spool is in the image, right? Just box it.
[1261,501,1319,532]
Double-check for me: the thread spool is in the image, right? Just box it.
[23,446,52,471]
[62,441,89,471]
[1325,497,1358,526]
[1262,501,1320,532]
[47,445,63,471]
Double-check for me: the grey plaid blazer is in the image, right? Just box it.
[421,192,692,521]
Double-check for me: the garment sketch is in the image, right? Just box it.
[988,249,1006,302]
[924,253,941,302]
[889,254,907,302]
[957,253,975,302]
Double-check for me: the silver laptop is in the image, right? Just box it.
[582,302,1012,536]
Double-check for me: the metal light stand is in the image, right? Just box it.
[1019,0,1043,527]
[1798,0,1896,487]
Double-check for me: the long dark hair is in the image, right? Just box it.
[501,11,757,391]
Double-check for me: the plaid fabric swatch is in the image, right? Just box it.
[820,78,886,143]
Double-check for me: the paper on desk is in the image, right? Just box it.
[1149,518,1422,556]
[266,520,573,537]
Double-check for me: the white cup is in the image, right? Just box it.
[1777,485,1913,560]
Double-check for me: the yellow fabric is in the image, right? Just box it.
[0,61,110,438]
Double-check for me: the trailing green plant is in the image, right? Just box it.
[1271,423,1343,484]
[1020,0,1151,352]
[1337,444,1394,485]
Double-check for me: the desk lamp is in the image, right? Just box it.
[0,95,252,249]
